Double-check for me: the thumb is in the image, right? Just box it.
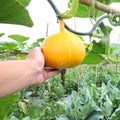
[27,47,45,66]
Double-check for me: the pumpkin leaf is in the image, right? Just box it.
[17,0,31,7]
[90,40,106,54]
[30,38,45,48]
[8,34,29,42]
[82,53,105,64]
[0,42,18,50]
[75,2,104,18]
[0,33,5,38]
[113,0,120,2]
[75,0,119,18]
[75,3,89,18]
[0,0,33,27]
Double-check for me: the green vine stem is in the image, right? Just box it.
[65,14,109,36]
[57,0,78,19]
[89,0,96,18]
[99,22,120,63]
[107,50,120,63]
[47,0,109,36]
[110,58,120,63]
[109,14,120,26]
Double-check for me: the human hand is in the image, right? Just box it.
[27,47,60,85]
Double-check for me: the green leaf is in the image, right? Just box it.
[82,53,105,64]
[76,2,104,18]
[106,26,113,34]
[30,38,44,48]
[110,86,120,101]
[0,33,5,37]
[102,95,113,116]
[0,0,33,27]
[0,93,20,118]
[110,0,120,2]
[56,115,69,120]
[90,35,110,56]
[70,110,81,120]
[57,0,79,19]
[18,101,27,115]
[97,0,110,5]
[0,45,5,51]
[75,0,120,19]
[90,40,106,54]
[10,116,19,120]
[70,91,79,103]
[111,107,120,120]
[101,36,110,55]
[80,102,93,119]
[0,42,18,50]
[80,100,101,119]
[88,111,104,120]
[22,116,31,120]
[17,0,31,7]
[89,85,98,102]
[75,4,89,18]
[8,34,29,42]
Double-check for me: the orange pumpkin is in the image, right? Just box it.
[41,19,86,69]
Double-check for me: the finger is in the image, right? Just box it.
[27,47,43,59]
[27,47,45,66]
[43,69,60,80]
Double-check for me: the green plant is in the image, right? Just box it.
[0,0,120,119]
[0,93,20,119]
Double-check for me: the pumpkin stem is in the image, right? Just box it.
[61,69,66,87]
[59,19,65,32]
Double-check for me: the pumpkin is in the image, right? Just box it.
[41,19,86,69]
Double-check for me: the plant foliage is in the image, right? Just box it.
[0,0,33,27]
[0,0,120,119]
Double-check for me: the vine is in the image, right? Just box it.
[57,0,78,19]
[109,13,120,26]
[47,0,109,36]
[47,0,120,64]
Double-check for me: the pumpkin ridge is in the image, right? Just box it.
[41,19,86,69]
